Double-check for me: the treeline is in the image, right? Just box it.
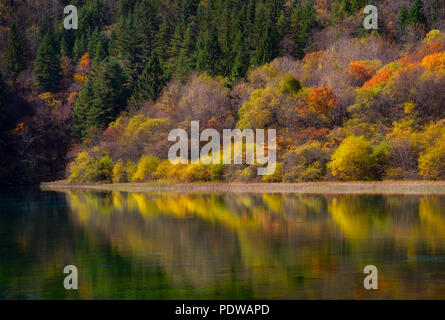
[0,0,444,184]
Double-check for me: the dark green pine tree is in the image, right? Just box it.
[5,24,28,78]
[206,27,223,75]
[72,81,94,139]
[73,59,130,139]
[34,31,61,92]
[407,0,426,25]
[134,0,159,65]
[195,31,209,73]
[73,33,87,60]
[196,27,223,75]
[60,36,69,57]
[231,30,248,79]
[94,34,108,62]
[134,52,165,101]
[115,14,144,77]
[252,22,277,67]
[118,0,138,16]
[165,24,184,78]
[155,15,173,71]
[398,4,408,28]
[174,23,197,80]
[39,16,51,39]
[351,0,364,14]
[89,60,130,129]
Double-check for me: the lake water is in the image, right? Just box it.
[0,188,445,299]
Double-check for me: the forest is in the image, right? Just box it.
[0,0,444,185]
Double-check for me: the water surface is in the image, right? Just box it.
[0,189,445,299]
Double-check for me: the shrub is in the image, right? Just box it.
[167,163,187,181]
[131,156,160,182]
[278,76,301,94]
[328,136,375,181]
[155,160,173,180]
[126,161,137,182]
[184,164,213,182]
[211,164,225,181]
[261,162,283,182]
[238,166,256,182]
[86,155,114,183]
[418,144,445,180]
[283,141,330,182]
[112,159,126,183]
[68,151,93,183]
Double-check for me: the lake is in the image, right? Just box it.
[0,188,445,299]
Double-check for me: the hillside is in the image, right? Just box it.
[0,0,444,184]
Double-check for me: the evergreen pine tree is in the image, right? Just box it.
[134,0,159,65]
[5,24,28,78]
[398,4,408,28]
[94,35,107,62]
[165,24,184,78]
[174,23,196,80]
[73,59,130,138]
[134,52,165,101]
[407,0,426,25]
[252,22,277,66]
[34,31,61,92]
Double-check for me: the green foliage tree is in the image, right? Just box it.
[34,31,61,92]
[5,24,28,78]
[73,59,130,139]
[407,0,426,25]
[398,4,408,28]
[133,52,165,101]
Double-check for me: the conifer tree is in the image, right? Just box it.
[133,52,165,101]
[252,22,277,66]
[73,59,130,138]
[34,31,61,92]
[398,4,408,28]
[134,0,159,64]
[407,0,426,25]
[5,24,28,78]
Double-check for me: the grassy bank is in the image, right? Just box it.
[41,181,445,194]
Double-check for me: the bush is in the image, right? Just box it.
[68,151,93,183]
[86,155,114,183]
[211,164,225,181]
[126,161,137,182]
[68,153,113,183]
[283,141,330,182]
[131,156,161,182]
[418,144,445,180]
[184,164,213,182]
[167,163,187,181]
[261,162,283,182]
[328,136,375,181]
[155,160,173,180]
[278,76,301,94]
[112,159,126,183]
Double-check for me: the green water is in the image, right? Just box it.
[0,189,445,299]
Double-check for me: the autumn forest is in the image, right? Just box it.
[0,0,444,185]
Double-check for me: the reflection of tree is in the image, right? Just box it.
[2,191,445,299]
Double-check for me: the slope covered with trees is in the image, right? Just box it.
[0,0,444,184]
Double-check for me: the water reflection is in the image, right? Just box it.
[0,190,444,299]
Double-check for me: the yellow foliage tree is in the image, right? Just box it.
[131,156,161,182]
[328,136,374,181]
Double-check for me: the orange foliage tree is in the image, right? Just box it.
[421,52,445,71]
[306,86,338,115]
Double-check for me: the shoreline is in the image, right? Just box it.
[41,181,445,194]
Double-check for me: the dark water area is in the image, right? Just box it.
[0,189,445,299]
